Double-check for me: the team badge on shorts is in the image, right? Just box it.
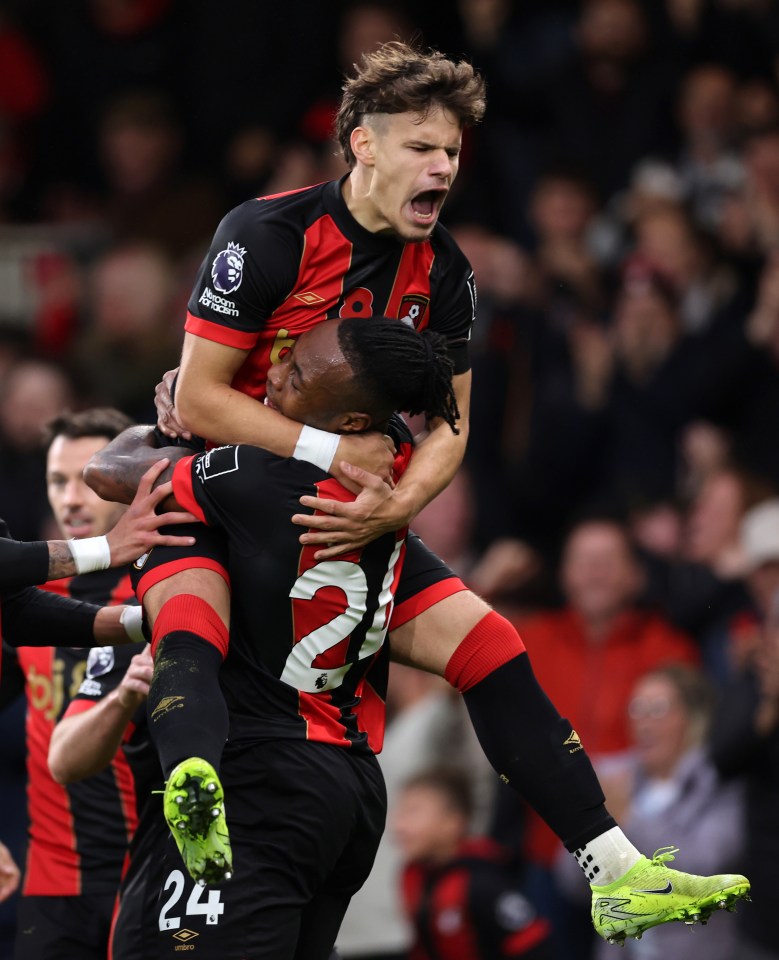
[211,241,247,294]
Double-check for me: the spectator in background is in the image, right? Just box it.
[19,0,189,217]
[735,76,779,139]
[94,91,224,260]
[73,242,181,422]
[722,498,779,672]
[643,466,773,682]
[632,204,740,335]
[542,0,677,201]
[527,168,604,315]
[673,63,743,234]
[557,663,745,960]
[710,587,779,960]
[394,767,553,960]
[738,126,779,257]
[0,357,76,539]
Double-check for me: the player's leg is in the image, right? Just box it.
[389,537,750,945]
[132,529,233,884]
[144,740,384,960]
[293,751,386,960]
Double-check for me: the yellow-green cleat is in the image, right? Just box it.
[163,757,233,886]
[591,847,751,946]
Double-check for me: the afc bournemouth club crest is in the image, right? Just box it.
[211,241,246,294]
[399,294,430,328]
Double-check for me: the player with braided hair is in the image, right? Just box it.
[337,321,459,434]
[87,316,462,960]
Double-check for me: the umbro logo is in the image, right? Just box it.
[294,291,325,305]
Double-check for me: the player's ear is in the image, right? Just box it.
[350,125,375,167]
[338,412,372,433]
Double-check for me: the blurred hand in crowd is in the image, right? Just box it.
[0,841,20,903]
[467,537,540,603]
[747,252,779,358]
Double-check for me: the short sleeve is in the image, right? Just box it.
[185,200,302,350]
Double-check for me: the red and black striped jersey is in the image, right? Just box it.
[401,839,552,960]
[171,419,414,755]
[185,176,476,402]
[4,568,140,897]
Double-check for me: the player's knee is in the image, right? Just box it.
[151,594,229,660]
[444,610,525,693]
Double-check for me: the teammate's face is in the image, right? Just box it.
[265,321,367,432]
[349,107,462,242]
[47,435,127,540]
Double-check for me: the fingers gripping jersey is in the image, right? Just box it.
[171,429,413,755]
[185,178,476,401]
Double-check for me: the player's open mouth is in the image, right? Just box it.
[264,395,279,412]
[409,189,447,224]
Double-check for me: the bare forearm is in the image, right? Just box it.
[85,426,169,504]
[49,693,135,782]
[392,415,469,521]
[390,369,471,521]
[46,540,81,579]
[94,605,133,645]
[177,379,303,453]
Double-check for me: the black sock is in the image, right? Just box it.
[462,652,616,851]
[147,630,228,778]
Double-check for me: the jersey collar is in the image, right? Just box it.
[323,176,405,253]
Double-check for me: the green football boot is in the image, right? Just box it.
[591,847,750,945]
[163,757,233,886]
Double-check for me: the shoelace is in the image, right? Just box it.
[649,846,679,866]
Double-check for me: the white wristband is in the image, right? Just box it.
[68,536,112,575]
[120,605,146,644]
[292,425,340,473]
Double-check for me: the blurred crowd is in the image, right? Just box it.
[1,1,779,959]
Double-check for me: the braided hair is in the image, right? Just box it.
[337,316,460,434]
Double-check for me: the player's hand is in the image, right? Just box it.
[0,841,20,902]
[116,644,154,710]
[155,367,192,441]
[292,461,409,559]
[330,433,396,490]
[106,460,197,566]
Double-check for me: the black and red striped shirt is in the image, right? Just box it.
[185,176,476,400]
[171,418,413,755]
[2,568,140,896]
[401,839,552,960]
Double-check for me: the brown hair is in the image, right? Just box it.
[44,407,134,449]
[335,41,486,166]
[402,766,474,821]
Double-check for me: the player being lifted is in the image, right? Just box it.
[126,42,747,948]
